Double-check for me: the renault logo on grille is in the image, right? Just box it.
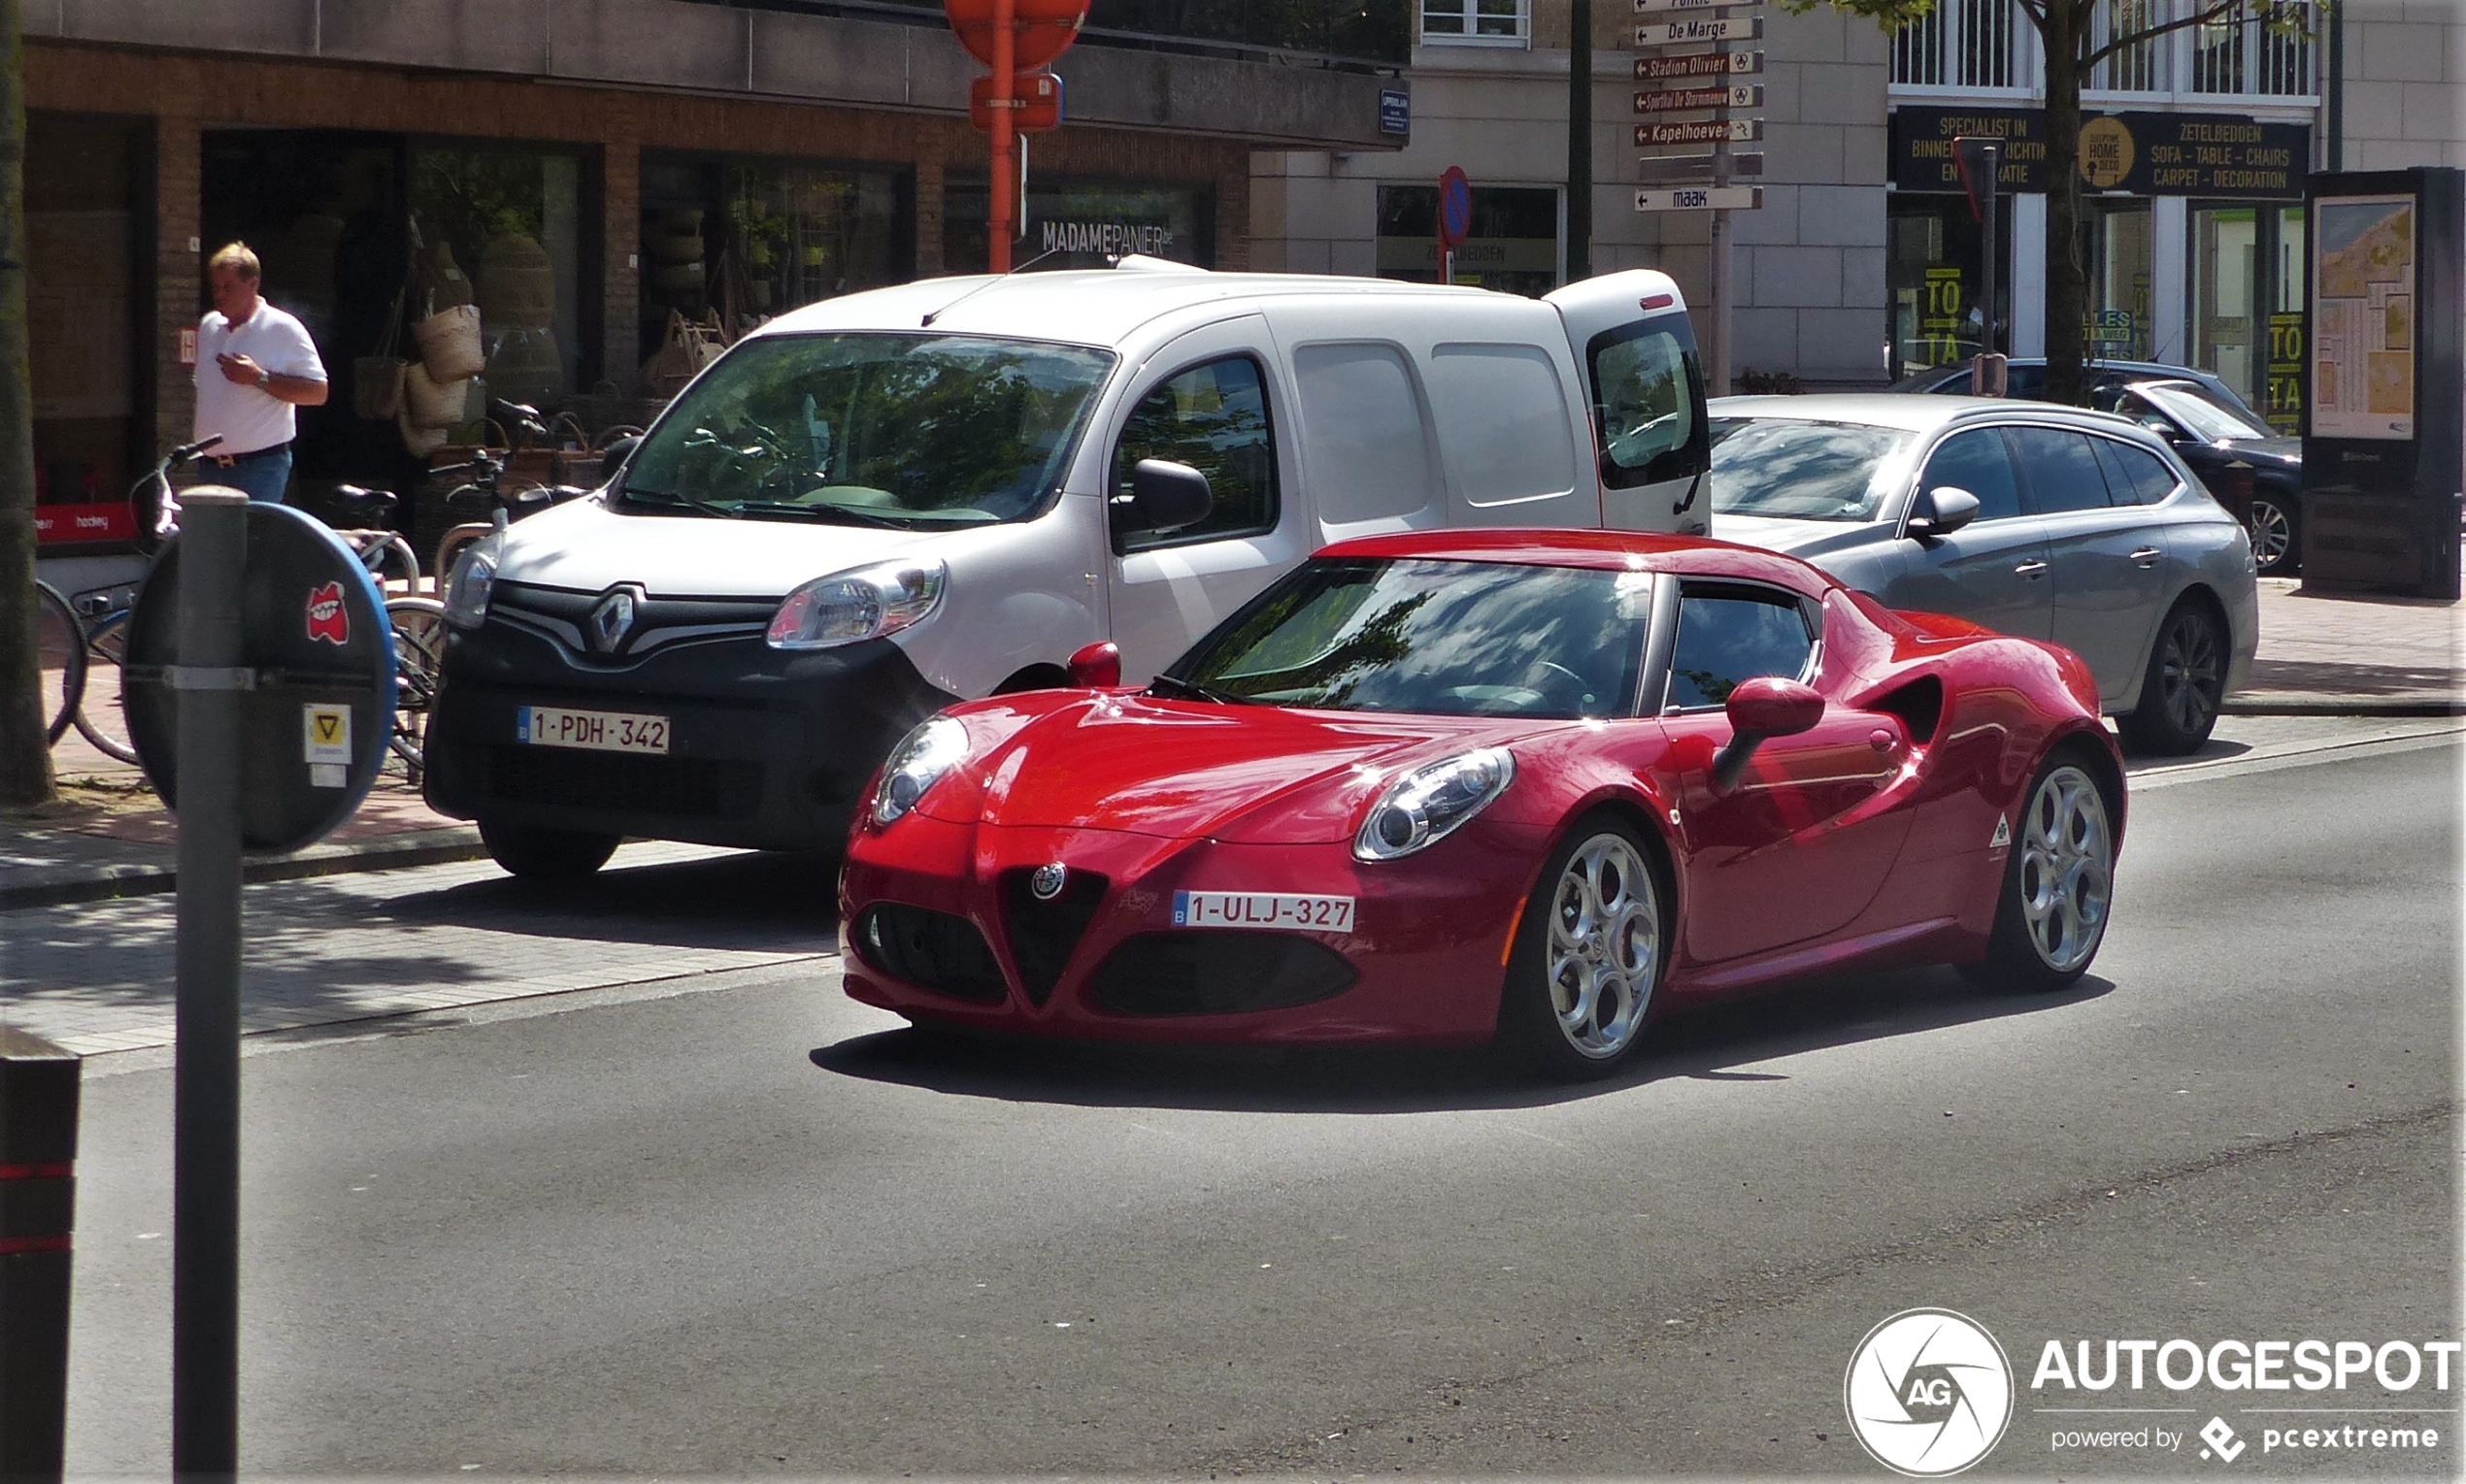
[1029,863,1068,901]
[586,584,644,654]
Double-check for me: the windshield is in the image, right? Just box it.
[2131,381,2272,442]
[1171,558,1651,719]
[1709,416,1918,522]
[617,333,1115,525]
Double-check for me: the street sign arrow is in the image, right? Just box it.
[1634,83,1762,113]
[1635,117,1764,146]
[1634,184,1763,212]
[1632,0,1761,12]
[1634,49,1764,81]
[1636,15,1764,44]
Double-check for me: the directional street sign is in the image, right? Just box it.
[1635,184,1764,212]
[1636,117,1764,146]
[1634,49,1763,81]
[1635,151,1765,181]
[1632,0,1759,10]
[1635,83,1762,114]
[1636,15,1763,45]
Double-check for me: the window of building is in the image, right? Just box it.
[415,144,595,416]
[1886,195,2013,377]
[2193,0,2316,96]
[28,111,147,550]
[1112,355,1279,550]
[1892,0,2018,88]
[1376,182,1560,296]
[2092,0,2163,92]
[1421,0,1529,46]
[943,176,1209,275]
[644,153,910,358]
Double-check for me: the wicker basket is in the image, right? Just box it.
[403,362,468,429]
[413,304,486,381]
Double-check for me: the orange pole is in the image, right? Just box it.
[989,0,1015,272]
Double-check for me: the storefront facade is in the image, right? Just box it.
[25,0,1403,557]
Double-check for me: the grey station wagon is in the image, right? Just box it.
[1707,394,2258,755]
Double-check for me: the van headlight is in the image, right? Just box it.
[870,716,970,827]
[442,535,500,631]
[1353,748,1516,862]
[768,559,946,650]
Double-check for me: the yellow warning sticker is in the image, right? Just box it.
[304,704,352,765]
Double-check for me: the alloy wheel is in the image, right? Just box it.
[1546,833,1661,1059]
[2157,609,2222,740]
[2016,765,2113,974]
[2248,499,2293,572]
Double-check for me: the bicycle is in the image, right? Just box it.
[430,401,606,580]
[34,577,84,746]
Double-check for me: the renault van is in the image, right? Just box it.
[423,262,1710,875]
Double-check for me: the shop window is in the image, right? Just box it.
[1887,195,2012,377]
[1113,356,1278,550]
[1377,183,1560,297]
[28,112,146,549]
[2083,200,2154,361]
[943,176,1208,275]
[1422,0,1528,46]
[642,154,910,357]
[412,144,595,414]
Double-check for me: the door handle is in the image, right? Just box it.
[2129,546,2163,568]
[2014,560,2049,578]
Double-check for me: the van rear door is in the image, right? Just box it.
[1546,270,1712,535]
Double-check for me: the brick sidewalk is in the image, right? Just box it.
[2230,577,2466,714]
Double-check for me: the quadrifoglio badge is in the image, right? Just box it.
[1846,1311,2458,1473]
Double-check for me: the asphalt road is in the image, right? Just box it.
[57,725,2463,1478]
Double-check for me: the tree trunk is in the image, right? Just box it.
[0,0,57,811]
[2041,2,2088,406]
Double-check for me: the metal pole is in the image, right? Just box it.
[988,0,1016,272]
[1568,0,1592,283]
[1708,210,1731,396]
[1982,164,2000,358]
[0,1027,81,1482]
[171,489,248,1481]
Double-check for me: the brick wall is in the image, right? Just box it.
[26,40,1252,458]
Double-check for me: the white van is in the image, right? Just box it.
[423,262,1710,875]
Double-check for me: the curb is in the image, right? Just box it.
[2221,699,2466,718]
[2,826,490,911]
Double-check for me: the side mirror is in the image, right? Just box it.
[1907,485,1981,539]
[1712,676,1824,788]
[1121,458,1214,536]
[1065,640,1121,689]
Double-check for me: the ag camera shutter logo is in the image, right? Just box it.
[1845,1308,2015,1475]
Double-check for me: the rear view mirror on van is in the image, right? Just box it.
[1119,458,1214,538]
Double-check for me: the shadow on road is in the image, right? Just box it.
[380,848,842,950]
[808,967,2116,1113]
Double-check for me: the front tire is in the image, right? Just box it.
[2248,492,2300,576]
[2117,598,2226,756]
[478,816,619,879]
[1963,753,2116,992]
[1499,817,1669,1080]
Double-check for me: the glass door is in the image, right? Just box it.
[2192,204,2258,402]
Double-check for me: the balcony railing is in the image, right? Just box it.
[1891,0,2316,100]
[698,0,1412,68]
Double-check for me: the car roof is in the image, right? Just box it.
[1713,391,2142,435]
[745,265,1528,348]
[1314,529,1838,593]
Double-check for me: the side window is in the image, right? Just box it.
[2008,427,2114,514]
[1916,429,2022,522]
[1113,355,1278,550]
[1587,319,1706,489]
[1663,587,1816,711]
[2090,437,2183,505]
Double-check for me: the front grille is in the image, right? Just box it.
[998,869,1110,1007]
[1086,932,1358,1018]
[489,581,776,661]
[852,905,1009,1005]
[487,745,762,820]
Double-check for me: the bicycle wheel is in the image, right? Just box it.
[35,580,86,745]
[74,609,140,765]
[385,596,449,783]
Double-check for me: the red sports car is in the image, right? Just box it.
[839,531,2125,1078]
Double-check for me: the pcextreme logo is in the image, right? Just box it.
[1845,1308,2016,1476]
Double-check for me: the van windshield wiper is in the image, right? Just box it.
[622,488,740,519]
[732,502,913,529]
[1147,672,1256,706]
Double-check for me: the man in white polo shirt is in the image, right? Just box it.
[193,241,328,504]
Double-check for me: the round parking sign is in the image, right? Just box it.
[1437,166,1474,249]
[122,503,397,855]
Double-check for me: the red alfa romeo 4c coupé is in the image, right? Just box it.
[839,532,2125,1078]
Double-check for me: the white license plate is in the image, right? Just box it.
[1172,891,1355,934]
[516,705,671,755]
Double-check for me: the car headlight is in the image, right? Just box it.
[769,559,946,650]
[869,716,970,828]
[442,535,499,631]
[1353,748,1516,862]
